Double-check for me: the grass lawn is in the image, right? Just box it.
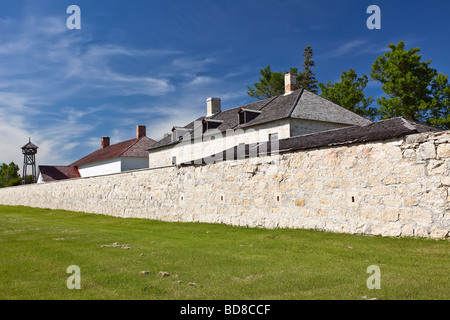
[0,205,448,300]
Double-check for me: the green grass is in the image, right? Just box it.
[0,205,448,300]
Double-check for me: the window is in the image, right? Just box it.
[202,119,223,133]
[238,108,261,125]
[269,132,279,141]
[239,111,245,125]
[171,156,177,165]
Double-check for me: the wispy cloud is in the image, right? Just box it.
[0,13,181,166]
[0,9,249,168]
[319,39,387,60]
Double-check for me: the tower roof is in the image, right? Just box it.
[21,138,38,150]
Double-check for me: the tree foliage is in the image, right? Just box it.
[246,65,284,100]
[371,41,450,129]
[247,45,318,99]
[319,69,377,120]
[0,162,20,188]
[297,45,318,94]
[246,41,449,129]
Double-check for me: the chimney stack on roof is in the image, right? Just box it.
[136,125,146,139]
[101,137,110,149]
[206,97,221,117]
[284,73,297,95]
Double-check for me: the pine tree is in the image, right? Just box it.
[297,45,318,93]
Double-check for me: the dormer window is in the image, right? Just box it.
[238,108,262,125]
[202,119,223,133]
[172,127,190,142]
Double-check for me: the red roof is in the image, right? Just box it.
[39,165,81,182]
[70,136,156,167]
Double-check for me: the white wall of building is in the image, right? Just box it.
[121,157,149,172]
[149,120,290,168]
[78,158,122,178]
[148,118,354,169]
[37,172,44,184]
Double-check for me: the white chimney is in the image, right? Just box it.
[284,73,297,95]
[206,97,221,117]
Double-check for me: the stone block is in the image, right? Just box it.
[427,160,446,175]
[373,186,390,196]
[402,149,416,159]
[442,176,450,186]
[412,208,433,224]
[399,175,416,184]
[417,142,436,160]
[382,176,397,185]
[430,226,449,239]
[359,209,374,220]
[315,209,328,217]
[437,143,450,158]
[414,227,429,238]
[403,196,419,206]
[381,208,399,222]
[401,224,414,237]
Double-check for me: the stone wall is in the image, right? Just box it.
[1,130,449,239]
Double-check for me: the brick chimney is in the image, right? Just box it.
[101,137,110,149]
[136,125,146,139]
[284,73,297,95]
[206,97,221,117]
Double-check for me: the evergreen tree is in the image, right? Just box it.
[319,69,377,120]
[297,45,318,93]
[247,45,319,99]
[247,65,284,100]
[371,41,450,129]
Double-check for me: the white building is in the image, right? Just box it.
[148,73,372,168]
[38,125,156,183]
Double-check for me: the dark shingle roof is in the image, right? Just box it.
[71,136,156,167]
[38,165,81,182]
[291,90,372,126]
[21,141,38,150]
[182,118,441,165]
[149,89,372,151]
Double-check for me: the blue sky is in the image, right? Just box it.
[0,0,449,168]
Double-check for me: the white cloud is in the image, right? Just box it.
[0,10,249,170]
[320,39,387,60]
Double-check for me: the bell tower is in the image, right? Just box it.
[21,138,38,184]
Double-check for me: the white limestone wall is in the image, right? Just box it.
[1,130,449,239]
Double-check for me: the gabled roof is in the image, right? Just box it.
[149,89,372,151]
[38,165,81,182]
[70,136,156,167]
[181,118,441,165]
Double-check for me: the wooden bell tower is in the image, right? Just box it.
[21,138,38,184]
